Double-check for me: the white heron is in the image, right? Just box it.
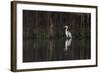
[64,25,72,38]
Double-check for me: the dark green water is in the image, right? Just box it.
[23,38,91,62]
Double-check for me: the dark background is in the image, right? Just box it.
[23,10,91,62]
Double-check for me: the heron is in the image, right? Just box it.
[64,25,72,38]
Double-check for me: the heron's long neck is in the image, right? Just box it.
[65,28,68,31]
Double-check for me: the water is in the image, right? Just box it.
[23,38,91,62]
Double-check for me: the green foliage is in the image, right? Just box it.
[33,32,48,39]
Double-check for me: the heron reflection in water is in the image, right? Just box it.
[64,39,72,51]
[64,25,72,51]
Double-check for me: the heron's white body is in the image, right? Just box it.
[64,25,72,38]
[65,29,72,38]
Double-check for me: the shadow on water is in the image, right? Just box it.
[23,37,91,62]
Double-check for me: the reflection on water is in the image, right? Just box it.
[23,38,91,62]
[64,39,72,51]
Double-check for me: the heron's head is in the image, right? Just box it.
[64,25,68,30]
